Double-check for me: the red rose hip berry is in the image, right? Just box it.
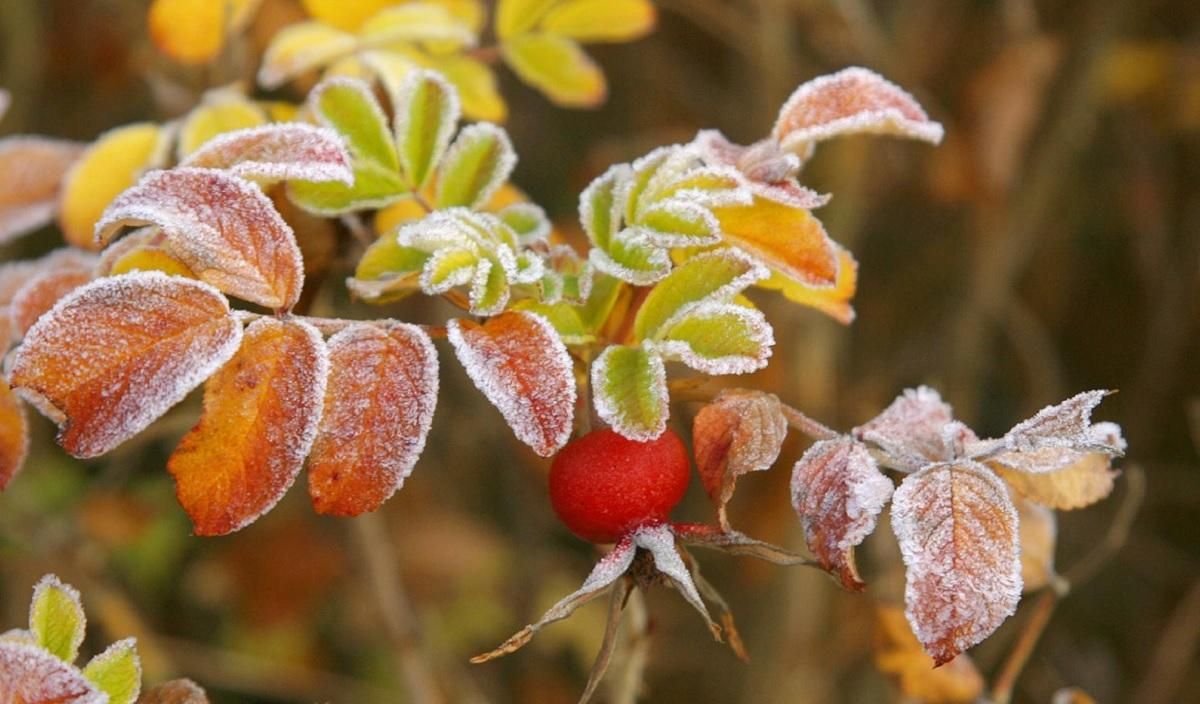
[549,427,691,543]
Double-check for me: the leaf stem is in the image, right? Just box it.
[780,404,840,440]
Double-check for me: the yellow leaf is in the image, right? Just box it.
[108,247,196,279]
[177,90,268,158]
[429,54,507,121]
[496,0,559,40]
[300,0,399,31]
[148,0,261,64]
[58,123,168,250]
[873,606,985,703]
[258,21,358,88]
[502,33,605,108]
[713,196,839,291]
[760,243,857,323]
[429,0,485,35]
[541,0,655,43]
[992,451,1118,511]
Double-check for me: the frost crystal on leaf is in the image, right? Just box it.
[633,524,720,638]
[691,130,830,209]
[891,461,1021,665]
[648,301,775,375]
[854,386,968,471]
[181,123,354,184]
[30,573,86,663]
[447,311,576,457]
[1000,390,1118,455]
[590,345,669,441]
[435,123,516,210]
[0,641,106,704]
[9,266,94,339]
[693,390,788,528]
[9,272,243,458]
[791,437,894,590]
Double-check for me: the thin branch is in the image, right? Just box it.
[780,404,840,441]
[988,589,1059,704]
[1063,464,1145,587]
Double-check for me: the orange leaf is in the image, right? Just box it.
[0,137,85,243]
[9,267,94,339]
[181,123,353,184]
[9,272,243,458]
[0,383,28,490]
[308,323,438,516]
[713,196,838,288]
[760,243,858,324]
[447,311,575,457]
[693,389,787,529]
[169,317,327,535]
[891,461,1021,665]
[772,67,944,153]
[0,641,105,703]
[96,168,305,310]
[791,436,893,590]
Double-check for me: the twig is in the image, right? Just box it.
[1063,464,1145,587]
[352,511,444,704]
[780,404,840,440]
[988,589,1059,704]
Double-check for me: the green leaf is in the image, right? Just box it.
[349,234,429,302]
[422,247,478,292]
[288,161,407,214]
[625,147,672,221]
[497,203,550,243]
[394,70,460,191]
[635,201,722,248]
[83,638,142,704]
[29,574,86,663]
[589,228,670,285]
[579,164,629,250]
[591,345,668,440]
[651,302,774,375]
[469,257,511,315]
[501,33,605,107]
[435,124,516,209]
[634,249,768,341]
[578,272,623,330]
[513,300,593,344]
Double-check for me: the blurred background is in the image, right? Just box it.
[2,0,1199,702]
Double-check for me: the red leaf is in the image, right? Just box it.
[772,67,943,153]
[0,641,106,704]
[693,389,787,529]
[0,136,86,243]
[96,168,305,310]
[891,461,1021,665]
[169,317,328,535]
[308,323,438,516]
[790,437,893,590]
[181,123,353,184]
[447,311,576,457]
[9,272,243,458]
[0,383,28,490]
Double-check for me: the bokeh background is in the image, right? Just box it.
[2,1,1199,702]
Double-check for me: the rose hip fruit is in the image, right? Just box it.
[549,427,691,543]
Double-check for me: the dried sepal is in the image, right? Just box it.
[0,136,85,244]
[0,640,106,704]
[672,523,813,566]
[772,67,944,156]
[891,461,1021,665]
[591,344,668,441]
[791,437,894,590]
[96,168,305,310]
[471,537,637,663]
[854,386,966,470]
[578,576,634,704]
[0,384,28,490]
[181,123,353,184]
[447,311,576,457]
[633,524,721,640]
[9,273,243,458]
[169,317,328,536]
[308,323,438,516]
[693,389,788,529]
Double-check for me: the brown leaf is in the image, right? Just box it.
[993,451,1118,511]
[791,437,894,590]
[0,136,86,243]
[137,679,210,704]
[693,389,788,529]
[308,323,438,516]
[873,605,985,704]
[0,383,28,490]
[9,272,243,458]
[891,461,1021,665]
[96,168,305,310]
[169,317,327,535]
[447,311,575,457]
[0,641,106,703]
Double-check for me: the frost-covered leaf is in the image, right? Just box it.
[649,302,774,375]
[672,523,813,565]
[97,168,305,310]
[258,22,358,88]
[59,123,168,250]
[635,524,721,639]
[0,136,85,244]
[435,124,516,209]
[82,638,141,704]
[148,0,260,64]
[1000,390,1119,455]
[540,0,656,43]
[1014,493,1057,592]
[512,300,592,344]
[9,267,94,339]
[288,78,406,214]
[497,203,550,244]
[772,67,944,155]
[760,243,858,324]
[791,437,893,590]
[588,227,671,285]
[9,273,243,458]
[169,317,328,536]
[182,124,353,184]
[891,461,1021,665]
[854,386,968,471]
[579,163,629,250]
[713,196,838,289]
[447,311,575,457]
[30,574,86,663]
[502,33,605,108]
[992,449,1119,511]
[694,390,787,529]
[308,323,438,516]
[349,236,428,302]
[136,679,209,704]
[394,70,460,190]
[634,200,722,249]
[472,536,635,663]
[176,89,268,159]
[592,345,668,441]
[0,384,28,490]
[873,605,985,704]
[634,249,767,341]
[691,130,830,209]
[0,641,106,704]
